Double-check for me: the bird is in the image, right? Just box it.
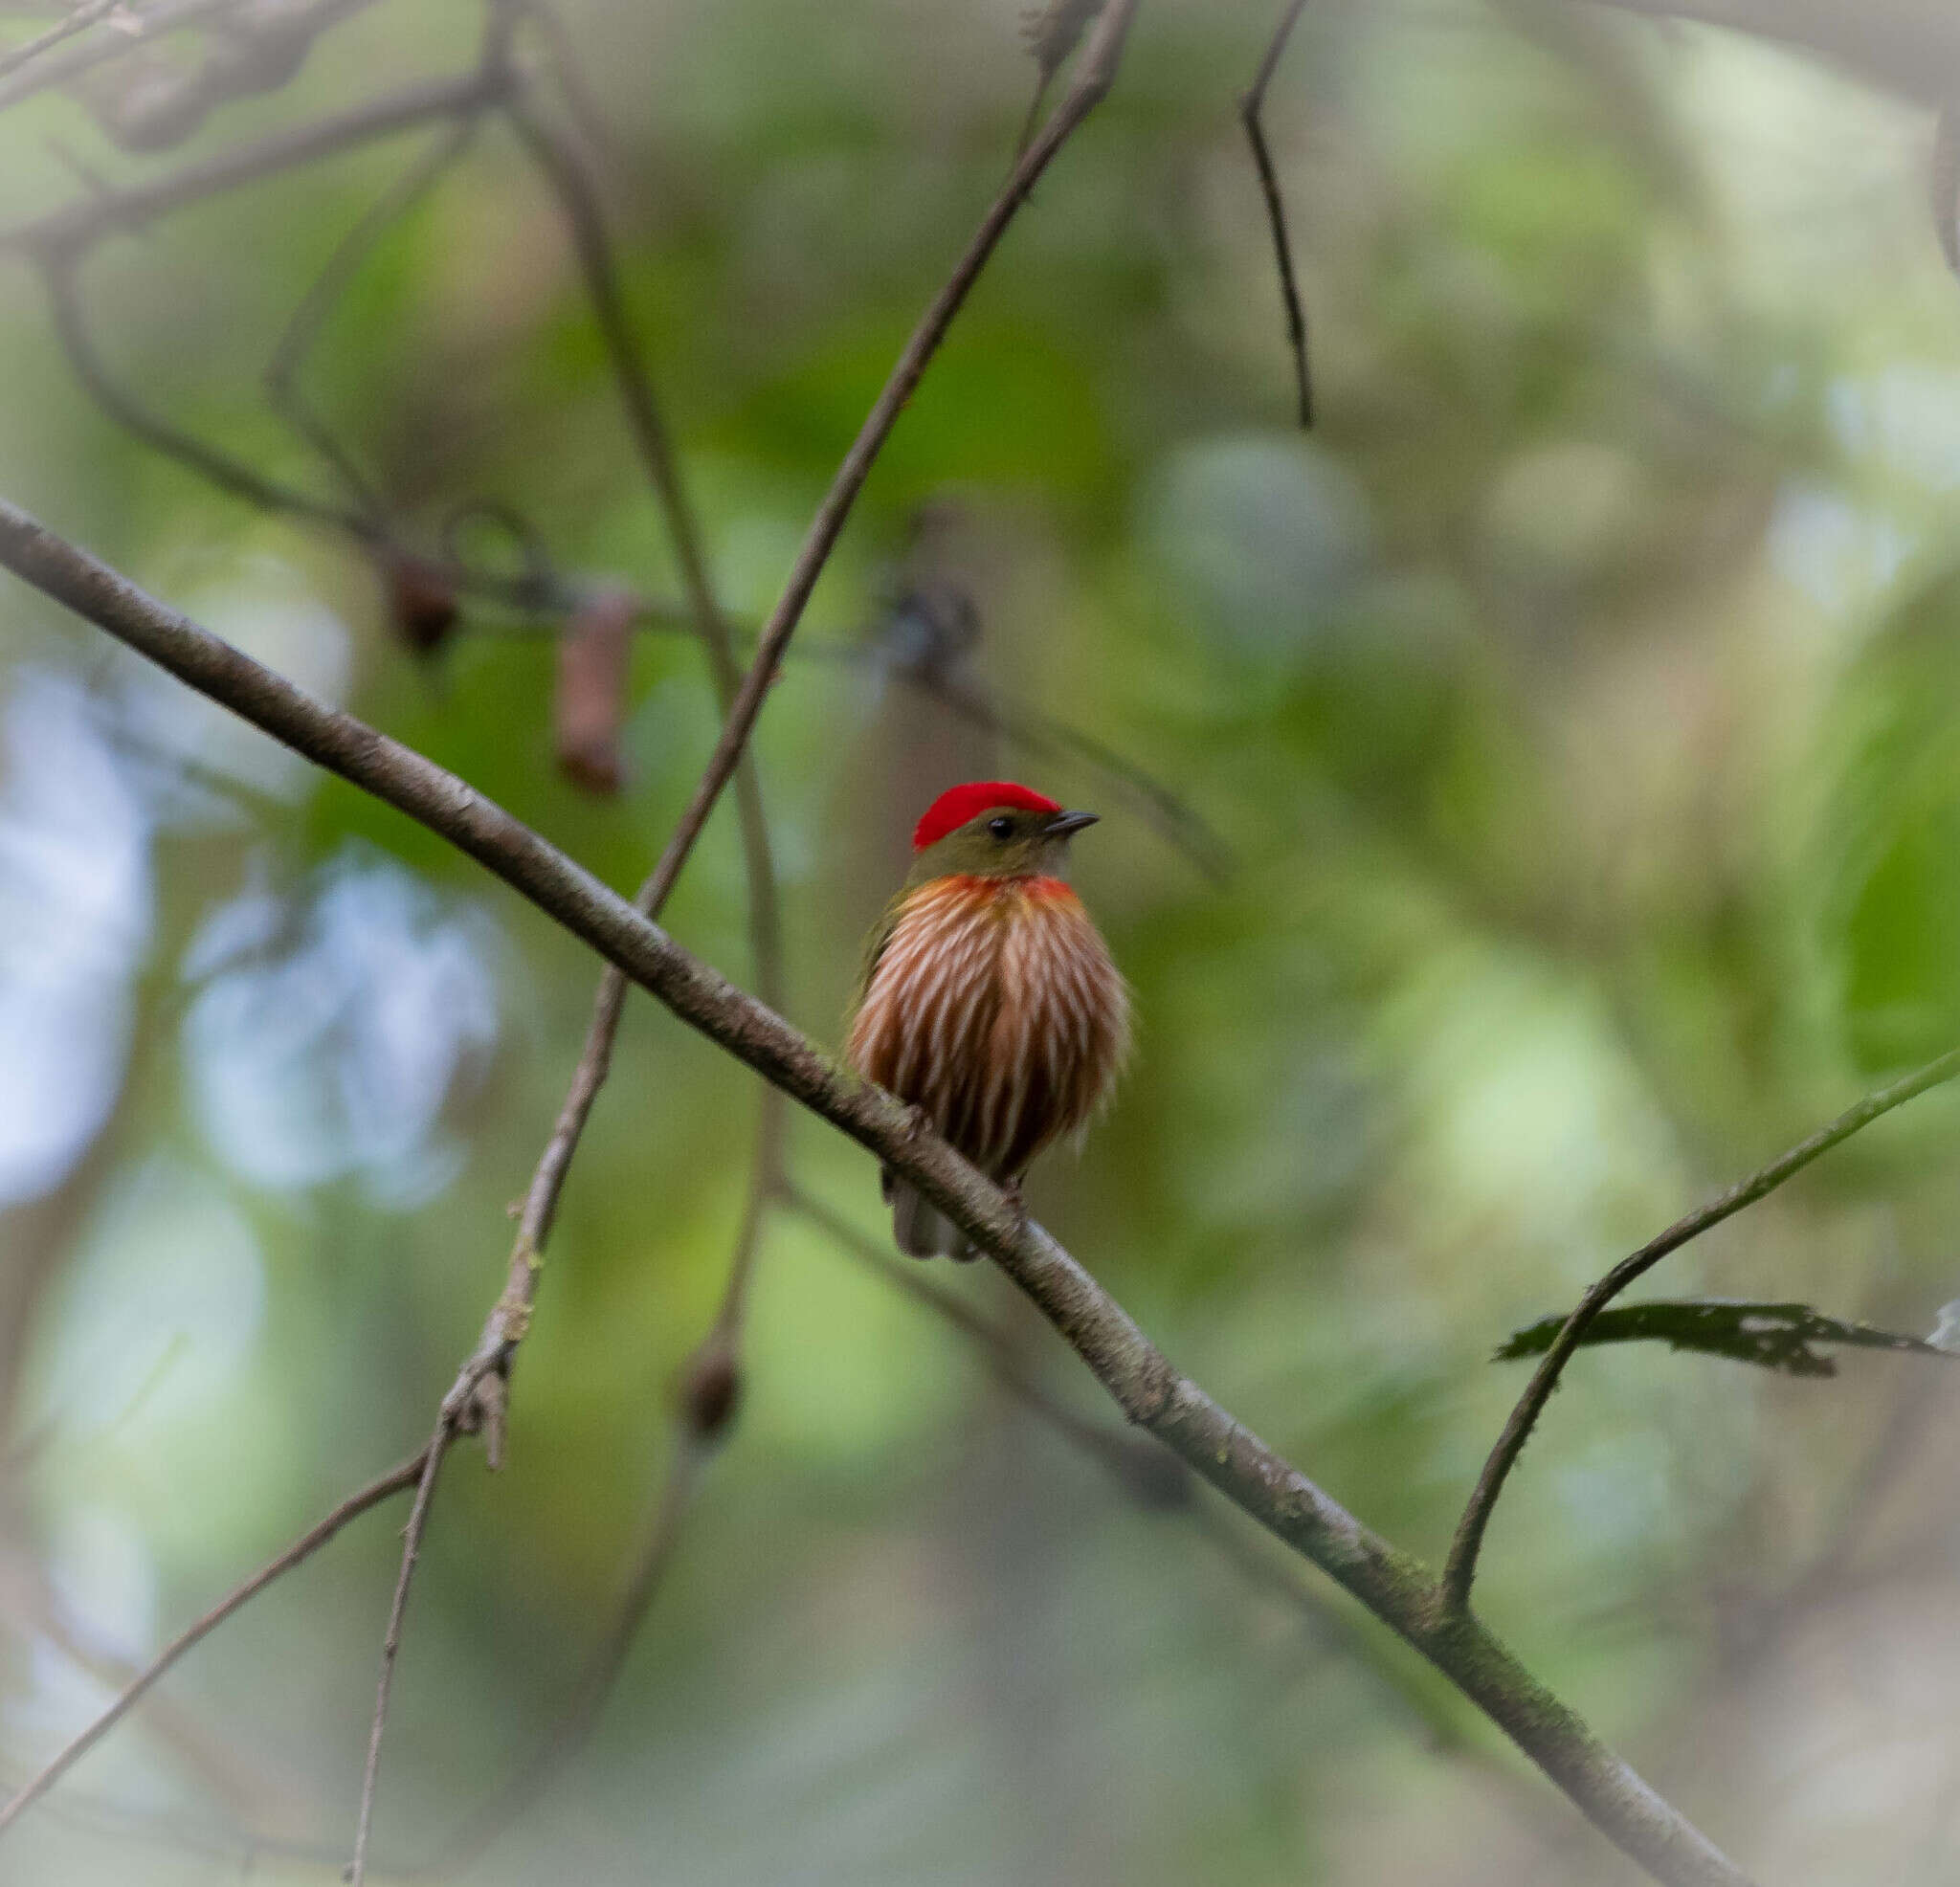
[845,780,1129,1258]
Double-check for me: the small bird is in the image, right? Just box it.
[846,781,1129,1258]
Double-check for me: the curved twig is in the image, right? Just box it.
[1443,1046,1960,1614]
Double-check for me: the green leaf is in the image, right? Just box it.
[1496,1298,1959,1379]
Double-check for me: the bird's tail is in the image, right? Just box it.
[884,1170,976,1260]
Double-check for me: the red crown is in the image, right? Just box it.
[912,781,1061,851]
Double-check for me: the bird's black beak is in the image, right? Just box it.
[1047,810,1099,837]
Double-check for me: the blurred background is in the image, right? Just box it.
[4,0,1960,1881]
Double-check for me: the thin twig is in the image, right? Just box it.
[387,37,1152,1804]
[0,0,122,85]
[398,0,1136,1530]
[21,1600,280,1829]
[348,1425,457,1886]
[1239,0,1312,428]
[503,76,785,1015]
[0,504,1753,1887]
[1442,1046,1960,1614]
[0,1449,427,1835]
[0,64,513,255]
[0,0,236,112]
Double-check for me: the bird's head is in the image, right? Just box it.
[907,781,1099,883]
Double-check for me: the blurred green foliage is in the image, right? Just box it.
[5,3,1960,1884]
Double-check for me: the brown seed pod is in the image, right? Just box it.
[384,557,461,658]
[553,589,636,795]
[679,1343,742,1441]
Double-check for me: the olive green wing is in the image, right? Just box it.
[846,891,908,1021]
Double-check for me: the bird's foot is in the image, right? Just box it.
[1000,1175,1029,1238]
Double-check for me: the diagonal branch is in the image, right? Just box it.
[347,1419,454,1887]
[0,0,239,113]
[1,65,514,256]
[1443,1046,1960,1613]
[1240,0,1312,428]
[0,501,1751,1887]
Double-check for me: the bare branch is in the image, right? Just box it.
[1013,0,1105,160]
[348,1427,453,1887]
[0,504,1753,1887]
[1443,1046,1960,1613]
[43,224,638,629]
[0,0,236,112]
[1240,0,1312,428]
[0,1448,427,1835]
[0,64,512,255]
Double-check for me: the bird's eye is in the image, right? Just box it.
[987,816,1013,839]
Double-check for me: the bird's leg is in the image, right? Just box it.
[1000,1174,1028,1237]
